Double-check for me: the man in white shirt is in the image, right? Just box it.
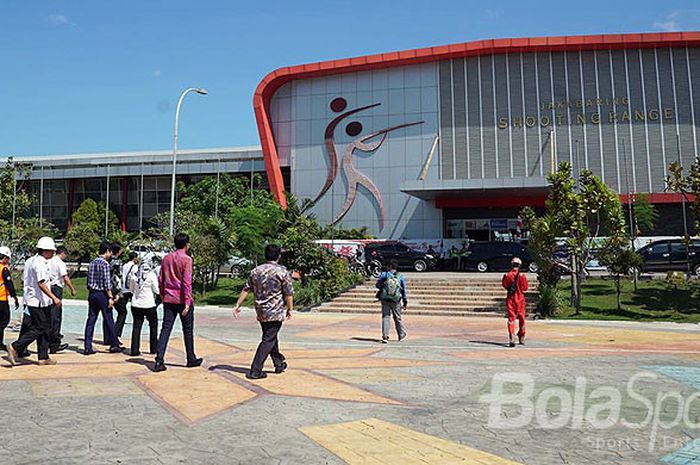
[48,246,76,354]
[8,237,62,366]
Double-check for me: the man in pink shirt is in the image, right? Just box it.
[153,233,202,372]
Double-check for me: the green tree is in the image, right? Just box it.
[64,199,118,268]
[632,193,659,235]
[597,241,643,311]
[526,162,626,314]
[0,158,33,229]
[667,159,700,233]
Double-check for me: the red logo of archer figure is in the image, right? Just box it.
[311,97,423,229]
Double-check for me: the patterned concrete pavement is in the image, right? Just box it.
[2,303,700,464]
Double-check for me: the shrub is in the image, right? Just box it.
[536,284,560,318]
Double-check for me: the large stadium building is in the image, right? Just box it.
[3,32,700,239]
[255,31,700,240]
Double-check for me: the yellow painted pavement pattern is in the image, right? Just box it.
[0,362,146,380]
[137,368,257,422]
[227,369,402,405]
[166,337,238,358]
[300,418,524,465]
[535,324,700,346]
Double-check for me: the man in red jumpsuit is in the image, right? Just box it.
[502,257,529,347]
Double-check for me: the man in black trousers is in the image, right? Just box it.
[84,242,122,355]
[233,244,294,379]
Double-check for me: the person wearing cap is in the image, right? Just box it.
[48,245,76,354]
[7,237,62,366]
[501,257,529,348]
[84,242,122,355]
[0,246,19,352]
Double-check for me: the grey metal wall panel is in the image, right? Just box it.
[480,55,497,178]
[595,51,618,190]
[688,48,700,157]
[494,54,511,177]
[466,57,482,179]
[581,51,601,176]
[672,48,695,164]
[438,60,454,179]
[626,50,651,192]
[550,53,570,166]
[566,52,585,177]
[522,53,541,176]
[452,59,468,178]
[657,49,680,167]
[642,49,665,192]
[611,50,633,192]
[509,53,526,177]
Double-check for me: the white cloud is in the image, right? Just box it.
[47,14,70,26]
[653,10,700,32]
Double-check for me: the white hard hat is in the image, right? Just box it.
[511,257,523,266]
[36,237,57,251]
[0,246,10,258]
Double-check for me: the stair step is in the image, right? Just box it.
[313,307,505,317]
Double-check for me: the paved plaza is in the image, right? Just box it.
[2,303,700,464]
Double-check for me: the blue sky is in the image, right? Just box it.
[1,0,699,156]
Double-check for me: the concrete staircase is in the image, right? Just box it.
[314,273,538,317]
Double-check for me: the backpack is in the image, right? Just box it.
[379,272,403,302]
[507,271,520,297]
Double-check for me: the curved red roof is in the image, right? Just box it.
[253,31,700,208]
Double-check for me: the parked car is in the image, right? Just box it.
[219,256,253,277]
[462,241,537,273]
[364,241,437,273]
[636,239,700,275]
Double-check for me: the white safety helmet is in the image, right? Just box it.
[0,246,10,258]
[36,236,57,251]
[511,257,523,266]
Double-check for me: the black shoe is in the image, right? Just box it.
[274,362,288,374]
[83,349,96,356]
[398,334,407,342]
[153,362,167,372]
[130,351,141,357]
[49,343,69,354]
[246,371,267,380]
[18,350,31,358]
[109,346,124,354]
[519,337,525,345]
[186,357,203,368]
[509,341,516,348]
[381,338,388,344]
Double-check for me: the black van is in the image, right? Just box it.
[462,241,537,273]
[636,239,700,275]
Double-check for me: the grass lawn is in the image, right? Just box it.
[59,275,254,308]
[557,277,700,323]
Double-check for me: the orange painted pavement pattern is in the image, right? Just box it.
[137,368,257,422]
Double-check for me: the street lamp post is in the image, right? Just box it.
[169,87,208,236]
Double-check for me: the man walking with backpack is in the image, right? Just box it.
[502,257,529,347]
[376,259,407,343]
